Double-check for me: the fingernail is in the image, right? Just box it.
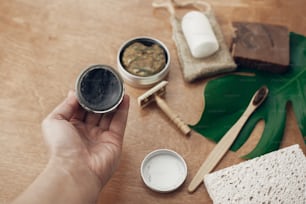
[68,90,75,98]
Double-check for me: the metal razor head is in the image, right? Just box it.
[137,81,168,108]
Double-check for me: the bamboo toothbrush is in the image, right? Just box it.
[188,86,269,193]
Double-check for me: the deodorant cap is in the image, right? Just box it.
[181,11,219,58]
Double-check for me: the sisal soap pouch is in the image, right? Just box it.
[153,1,237,82]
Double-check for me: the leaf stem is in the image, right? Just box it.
[274,69,306,94]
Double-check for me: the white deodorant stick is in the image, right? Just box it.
[181,11,219,58]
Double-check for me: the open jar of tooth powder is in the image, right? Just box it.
[117,36,170,88]
[75,64,124,113]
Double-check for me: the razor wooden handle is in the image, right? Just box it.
[155,95,191,135]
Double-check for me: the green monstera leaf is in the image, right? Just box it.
[190,32,306,159]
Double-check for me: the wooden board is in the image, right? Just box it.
[0,0,305,203]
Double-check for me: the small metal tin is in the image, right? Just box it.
[117,36,170,88]
[140,149,188,193]
[75,64,124,113]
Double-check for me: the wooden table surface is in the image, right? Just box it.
[1,0,305,203]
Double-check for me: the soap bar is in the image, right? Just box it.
[231,22,289,73]
[181,11,219,58]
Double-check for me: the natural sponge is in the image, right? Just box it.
[204,145,306,204]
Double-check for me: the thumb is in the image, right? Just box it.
[48,90,80,121]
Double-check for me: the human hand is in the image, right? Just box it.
[42,90,130,187]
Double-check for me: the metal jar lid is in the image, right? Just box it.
[117,36,170,88]
[140,149,188,193]
[75,64,124,113]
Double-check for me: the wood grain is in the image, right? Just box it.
[0,0,305,203]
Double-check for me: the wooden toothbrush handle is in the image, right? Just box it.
[188,105,256,192]
[155,95,191,135]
